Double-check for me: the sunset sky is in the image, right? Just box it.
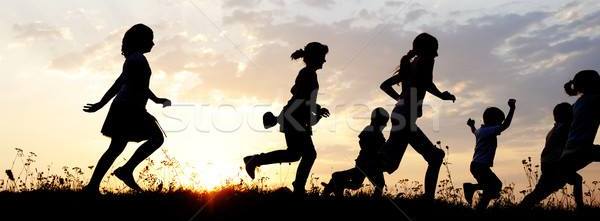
[1,0,599,192]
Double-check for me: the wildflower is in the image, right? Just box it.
[5,170,14,181]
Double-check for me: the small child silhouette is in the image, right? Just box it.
[464,99,516,210]
[83,24,171,193]
[520,70,600,208]
[520,103,583,208]
[321,107,389,197]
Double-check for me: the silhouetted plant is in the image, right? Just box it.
[435,141,463,204]
[2,147,599,209]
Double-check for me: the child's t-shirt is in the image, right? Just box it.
[356,125,386,165]
[472,125,503,167]
[540,122,569,164]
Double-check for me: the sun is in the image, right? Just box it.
[179,161,243,191]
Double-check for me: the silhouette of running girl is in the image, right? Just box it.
[520,70,600,208]
[378,33,456,200]
[83,24,171,193]
[244,42,330,196]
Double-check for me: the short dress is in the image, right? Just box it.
[101,53,162,142]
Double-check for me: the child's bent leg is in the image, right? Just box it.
[520,175,566,208]
[345,168,366,190]
[251,150,302,166]
[121,130,164,173]
[243,150,301,180]
[472,165,501,210]
[410,127,445,200]
[115,129,164,191]
[479,171,502,209]
[87,138,128,190]
[328,169,355,196]
[379,121,410,173]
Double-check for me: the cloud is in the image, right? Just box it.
[223,10,275,26]
[300,0,336,9]
[223,0,262,8]
[48,29,123,71]
[384,1,405,8]
[405,9,428,22]
[12,22,72,42]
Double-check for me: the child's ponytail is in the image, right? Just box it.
[564,80,577,96]
[291,49,305,60]
[566,70,600,96]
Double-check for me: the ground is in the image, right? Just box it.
[1,188,598,221]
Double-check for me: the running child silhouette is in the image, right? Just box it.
[83,24,171,193]
[379,33,456,200]
[519,103,583,209]
[321,107,389,197]
[520,70,600,208]
[243,42,331,196]
[464,99,516,210]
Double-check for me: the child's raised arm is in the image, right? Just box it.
[467,118,477,134]
[500,99,516,131]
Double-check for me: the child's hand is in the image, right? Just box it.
[508,99,516,109]
[318,107,330,118]
[157,98,172,108]
[83,102,103,113]
[441,91,456,103]
[467,118,475,127]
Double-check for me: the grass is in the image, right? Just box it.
[1,187,598,221]
[1,145,600,220]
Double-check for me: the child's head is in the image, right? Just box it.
[483,107,505,126]
[371,107,390,127]
[553,102,572,124]
[413,33,438,58]
[565,70,600,96]
[121,24,154,56]
[291,42,329,70]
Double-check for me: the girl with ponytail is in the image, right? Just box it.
[378,33,456,200]
[244,42,330,196]
[520,70,600,208]
[561,70,600,173]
